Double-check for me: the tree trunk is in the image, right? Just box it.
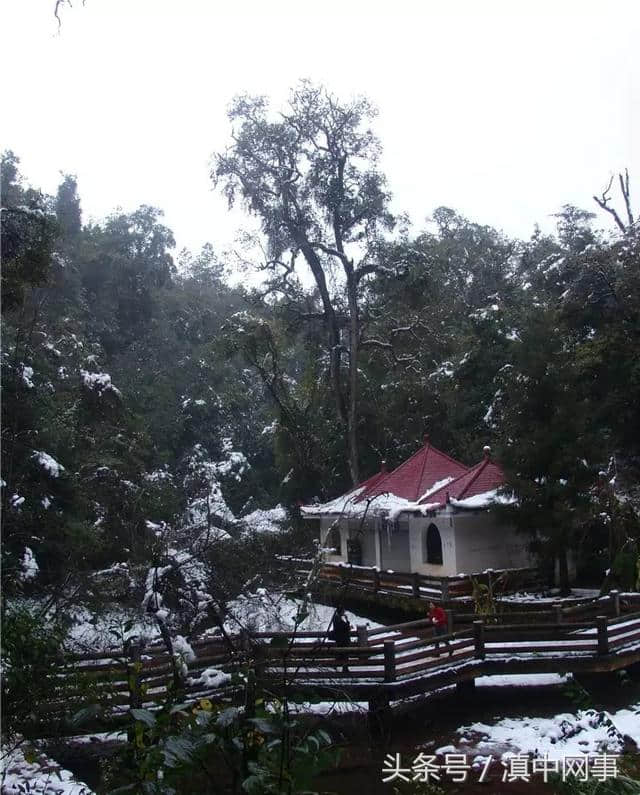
[558,546,571,597]
[346,272,360,485]
[293,231,361,480]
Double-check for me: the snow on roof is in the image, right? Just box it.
[299,485,367,517]
[450,488,516,509]
[360,437,467,503]
[423,453,506,507]
[301,439,467,517]
[302,443,512,518]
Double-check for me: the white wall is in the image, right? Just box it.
[319,510,537,577]
[320,516,348,563]
[452,511,534,574]
[408,510,459,576]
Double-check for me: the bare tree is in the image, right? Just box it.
[593,169,634,232]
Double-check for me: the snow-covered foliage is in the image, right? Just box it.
[0,743,94,794]
[79,369,122,399]
[172,634,196,677]
[65,605,160,652]
[222,590,382,635]
[19,547,39,582]
[31,451,65,478]
[20,365,34,389]
[143,468,173,484]
[183,443,247,528]
[188,666,231,689]
[240,504,287,535]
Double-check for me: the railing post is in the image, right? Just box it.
[125,638,142,711]
[554,603,563,624]
[357,624,368,648]
[384,641,396,682]
[441,578,450,604]
[473,620,485,660]
[611,590,621,617]
[446,609,454,636]
[597,615,609,655]
[373,568,380,593]
[340,566,347,586]
[125,638,142,744]
[412,572,421,598]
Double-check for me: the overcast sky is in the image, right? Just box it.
[2,0,638,257]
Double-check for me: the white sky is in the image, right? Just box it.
[2,0,638,256]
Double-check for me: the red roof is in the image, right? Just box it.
[421,453,505,506]
[350,469,387,497]
[356,437,468,503]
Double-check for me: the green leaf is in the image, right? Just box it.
[130,708,156,727]
[247,717,279,735]
[162,735,195,766]
[316,728,332,745]
[70,704,102,727]
[169,701,192,715]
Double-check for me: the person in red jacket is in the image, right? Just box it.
[428,601,452,656]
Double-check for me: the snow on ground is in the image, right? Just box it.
[272,700,368,715]
[221,591,382,636]
[0,743,94,794]
[476,673,570,688]
[454,703,640,761]
[498,588,601,604]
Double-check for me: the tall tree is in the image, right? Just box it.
[55,173,82,239]
[213,81,395,484]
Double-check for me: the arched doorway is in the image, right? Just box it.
[327,526,342,555]
[424,523,443,565]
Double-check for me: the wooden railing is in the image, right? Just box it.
[312,561,544,602]
[36,610,640,735]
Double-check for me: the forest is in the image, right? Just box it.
[2,82,640,792]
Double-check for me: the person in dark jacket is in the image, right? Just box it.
[331,606,352,672]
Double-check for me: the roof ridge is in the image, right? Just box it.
[358,443,429,498]
[458,457,489,499]
[418,465,467,504]
[415,440,431,501]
